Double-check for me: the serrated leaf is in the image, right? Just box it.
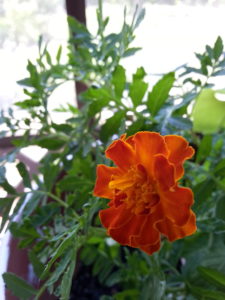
[41,225,79,279]
[16,162,31,188]
[112,65,126,99]
[3,272,37,300]
[60,253,77,300]
[147,72,175,116]
[47,250,73,286]
[100,111,125,142]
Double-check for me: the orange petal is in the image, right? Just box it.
[99,204,133,229]
[140,240,161,255]
[131,214,160,247]
[93,164,121,199]
[134,132,168,176]
[108,214,147,246]
[154,154,176,190]
[164,135,195,180]
[156,211,197,242]
[106,139,136,170]
[159,186,194,226]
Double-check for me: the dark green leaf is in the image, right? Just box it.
[22,192,43,218]
[196,135,212,163]
[198,266,225,288]
[28,251,45,278]
[3,272,37,300]
[60,254,77,300]
[214,159,225,176]
[126,118,145,136]
[56,45,62,63]
[57,175,92,192]
[0,179,17,195]
[34,135,67,150]
[10,221,39,239]
[46,250,73,286]
[188,283,225,300]
[67,16,90,37]
[0,197,14,232]
[100,111,125,142]
[213,36,223,60]
[216,195,225,221]
[193,178,215,209]
[147,72,175,116]
[16,162,31,188]
[41,226,79,279]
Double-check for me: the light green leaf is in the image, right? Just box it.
[129,78,148,107]
[192,89,225,134]
[112,65,126,99]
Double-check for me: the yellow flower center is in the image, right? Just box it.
[109,164,159,215]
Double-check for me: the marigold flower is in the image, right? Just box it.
[93,131,196,255]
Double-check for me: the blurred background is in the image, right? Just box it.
[1,0,225,112]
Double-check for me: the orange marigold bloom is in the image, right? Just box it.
[93,131,196,255]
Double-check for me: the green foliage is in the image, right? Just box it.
[1,2,225,300]
[2,273,37,300]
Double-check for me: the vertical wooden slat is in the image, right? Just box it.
[65,0,87,105]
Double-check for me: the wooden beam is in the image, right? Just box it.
[65,0,87,105]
